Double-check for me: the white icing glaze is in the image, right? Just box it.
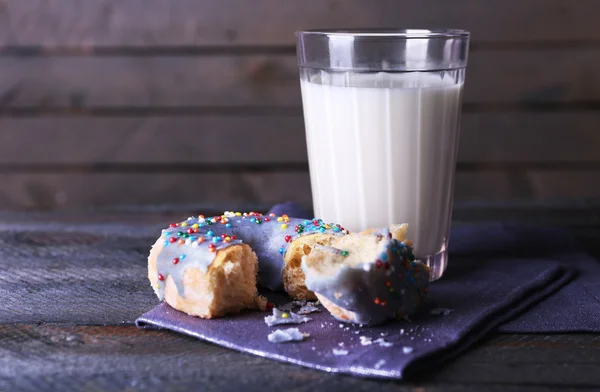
[302,228,430,325]
[153,212,347,299]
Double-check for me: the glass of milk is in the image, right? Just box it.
[296,29,469,280]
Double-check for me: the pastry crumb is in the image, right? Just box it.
[267,328,308,343]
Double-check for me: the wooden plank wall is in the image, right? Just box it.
[0,0,599,210]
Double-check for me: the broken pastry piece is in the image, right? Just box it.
[148,240,267,318]
[302,224,430,326]
[148,212,348,318]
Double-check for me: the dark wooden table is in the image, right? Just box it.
[2,202,600,392]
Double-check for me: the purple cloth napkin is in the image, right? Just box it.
[135,204,591,379]
[466,224,600,333]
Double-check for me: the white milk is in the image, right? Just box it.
[300,72,463,259]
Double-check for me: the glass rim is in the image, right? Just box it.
[296,28,470,39]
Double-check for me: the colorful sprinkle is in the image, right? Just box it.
[340,250,349,257]
[281,313,289,319]
[207,231,214,237]
[374,297,381,305]
[278,247,285,254]
[158,273,165,281]
[376,260,383,269]
[172,257,180,265]
[281,224,288,229]
[284,235,292,242]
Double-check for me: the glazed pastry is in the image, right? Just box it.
[302,224,430,326]
[148,212,348,318]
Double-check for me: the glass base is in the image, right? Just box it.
[421,250,448,282]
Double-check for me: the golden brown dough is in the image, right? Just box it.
[148,238,266,318]
[282,233,337,300]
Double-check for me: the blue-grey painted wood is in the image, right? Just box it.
[1,0,599,46]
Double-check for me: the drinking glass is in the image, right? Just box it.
[296,29,470,280]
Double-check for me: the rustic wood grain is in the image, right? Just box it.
[1,169,600,210]
[0,325,599,391]
[0,222,158,324]
[0,0,599,47]
[1,113,599,165]
[0,171,311,210]
[0,116,309,164]
[454,171,600,202]
[428,334,600,387]
[1,49,599,108]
